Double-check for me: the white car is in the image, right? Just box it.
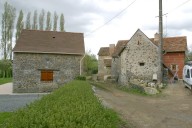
[183,62,192,90]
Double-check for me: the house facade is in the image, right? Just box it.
[112,29,159,85]
[13,30,85,93]
[97,44,115,80]
[108,29,187,85]
[151,34,187,79]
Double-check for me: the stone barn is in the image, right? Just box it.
[13,30,85,93]
[112,29,159,85]
[97,44,115,80]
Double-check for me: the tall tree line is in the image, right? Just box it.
[1,2,66,60]
[1,2,16,60]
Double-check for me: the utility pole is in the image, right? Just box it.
[159,0,163,83]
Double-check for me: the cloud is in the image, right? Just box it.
[0,0,192,56]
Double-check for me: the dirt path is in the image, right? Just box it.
[0,83,12,94]
[95,81,192,128]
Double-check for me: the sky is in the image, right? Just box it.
[0,0,192,57]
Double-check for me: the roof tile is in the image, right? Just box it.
[13,30,85,55]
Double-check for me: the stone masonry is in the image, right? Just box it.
[13,53,83,93]
[116,29,159,85]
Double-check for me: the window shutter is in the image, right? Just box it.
[47,71,53,81]
[41,71,47,81]
[41,70,53,81]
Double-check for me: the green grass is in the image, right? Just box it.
[2,80,121,128]
[0,112,13,125]
[0,78,12,85]
[92,81,165,98]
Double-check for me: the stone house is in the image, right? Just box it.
[110,29,187,85]
[112,29,159,85]
[13,30,85,93]
[97,44,115,80]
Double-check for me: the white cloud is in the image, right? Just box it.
[0,0,191,57]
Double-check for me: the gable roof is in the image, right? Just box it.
[112,29,187,57]
[98,47,110,56]
[112,40,128,57]
[150,36,187,52]
[13,29,85,55]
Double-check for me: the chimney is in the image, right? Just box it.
[154,33,159,42]
[109,44,115,56]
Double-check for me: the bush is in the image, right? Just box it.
[129,83,145,94]
[0,59,12,78]
[2,80,120,128]
[75,76,86,81]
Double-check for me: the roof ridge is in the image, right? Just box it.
[22,29,83,34]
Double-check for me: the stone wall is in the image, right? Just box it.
[118,30,159,85]
[98,56,112,80]
[13,53,83,93]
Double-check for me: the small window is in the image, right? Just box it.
[41,70,53,81]
[139,62,145,66]
[170,64,178,71]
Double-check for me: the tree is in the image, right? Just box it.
[46,11,52,31]
[60,13,65,31]
[25,12,31,29]
[0,59,12,78]
[32,10,38,30]
[84,50,98,75]
[16,10,24,41]
[1,2,16,60]
[53,11,58,31]
[39,9,45,30]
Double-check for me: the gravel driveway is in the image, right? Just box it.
[0,94,44,112]
[95,81,192,128]
[0,83,47,112]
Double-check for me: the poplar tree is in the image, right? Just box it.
[46,11,52,31]
[53,11,58,31]
[16,10,24,41]
[1,2,16,60]
[60,13,65,31]
[32,10,38,30]
[39,9,45,30]
[25,12,31,29]
[7,6,16,60]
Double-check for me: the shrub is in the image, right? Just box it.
[75,75,86,81]
[2,80,120,128]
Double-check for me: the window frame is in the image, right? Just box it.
[170,64,178,71]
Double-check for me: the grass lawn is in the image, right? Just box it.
[0,78,12,85]
[0,112,13,125]
[2,80,122,127]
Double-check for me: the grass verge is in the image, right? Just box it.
[90,81,164,97]
[0,112,13,125]
[2,80,121,128]
[0,78,12,85]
